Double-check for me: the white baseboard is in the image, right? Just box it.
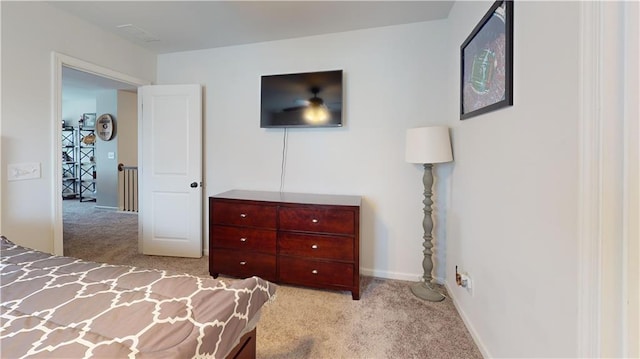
[95,205,118,210]
[445,281,490,358]
[360,267,445,284]
[196,261,442,283]
[197,259,444,284]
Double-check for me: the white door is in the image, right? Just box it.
[139,84,202,257]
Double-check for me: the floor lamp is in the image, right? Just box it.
[405,126,453,302]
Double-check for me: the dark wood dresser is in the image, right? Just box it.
[209,190,361,300]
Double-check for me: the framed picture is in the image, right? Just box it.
[82,113,96,127]
[460,0,513,120]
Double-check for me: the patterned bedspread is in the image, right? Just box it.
[0,236,275,358]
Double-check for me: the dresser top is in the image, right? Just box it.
[212,190,361,207]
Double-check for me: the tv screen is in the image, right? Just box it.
[261,70,343,128]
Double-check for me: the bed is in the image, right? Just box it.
[0,236,276,358]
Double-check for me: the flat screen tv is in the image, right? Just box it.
[260,70,343,128]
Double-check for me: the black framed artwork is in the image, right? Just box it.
[460,0,513,120]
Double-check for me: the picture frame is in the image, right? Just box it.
[82,113,96,128]
[460,0,513,120]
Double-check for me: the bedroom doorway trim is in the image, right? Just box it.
[577,1,639,357]
[52,52,150,256]
[577,2,602,355]
[621,2,639,356]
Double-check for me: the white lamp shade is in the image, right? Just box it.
[405,126,453,164]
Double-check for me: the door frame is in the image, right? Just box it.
[52,52,150,256]
[577,2,639,357]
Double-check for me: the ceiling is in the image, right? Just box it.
[55,1,454,99]
[49,1,455,54]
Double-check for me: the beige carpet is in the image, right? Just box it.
[63,200,482,359]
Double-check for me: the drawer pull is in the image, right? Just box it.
[240,213,247,218]
[311,244,318,249]
[312,218,319,223]
[311,269,318,274]
[239,261,247,266]
[240,237,247,242]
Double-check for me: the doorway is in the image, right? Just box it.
[53,53,150,256]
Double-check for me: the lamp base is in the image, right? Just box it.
[410,281,445,302]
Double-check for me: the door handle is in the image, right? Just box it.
[190,182,198,188]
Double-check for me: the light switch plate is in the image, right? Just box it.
[107,152,115,159]
[8,162,41,181]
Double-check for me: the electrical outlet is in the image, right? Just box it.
[461,272,473,296]
[460,273,472,289]
[455,266,473,296]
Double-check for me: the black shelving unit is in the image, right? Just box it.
[61,127,78,199]
[78,126,96,202]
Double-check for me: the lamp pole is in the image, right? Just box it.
[410,163,446,302]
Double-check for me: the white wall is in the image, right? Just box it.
[95,91,118,209]
[445,1,580,357]
[158,20,452,281]
[61,98,96,128]
[117,91,138,168]
[116,90,138,211]
[0,2,156,252]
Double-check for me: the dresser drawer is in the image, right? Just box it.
[279,207,355,235]
[211,201,277,229]
[210,249,276,281]
[278,232,353,261]
[278,257,353,287]
[211,225,276,254]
